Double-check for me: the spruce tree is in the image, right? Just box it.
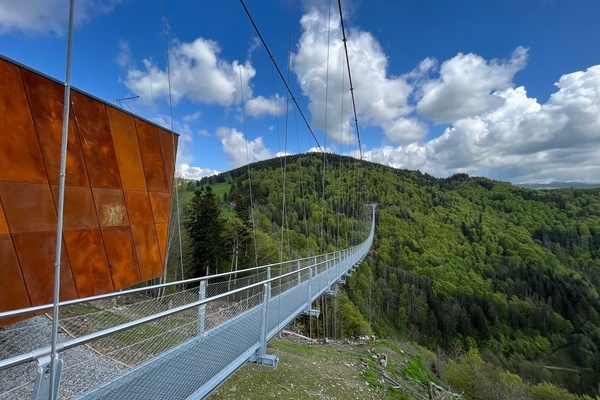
[187,186,225,277]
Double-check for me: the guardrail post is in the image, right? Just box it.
[32,355,62,400]
[297,260,301,284]
[254,283,278,368]
[198,280,206,335]
[267,266,271,281]
[307,267,312,306]
[302,267,320,318]
[259,283,270,355]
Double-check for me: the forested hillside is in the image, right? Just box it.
[183,153,600,396]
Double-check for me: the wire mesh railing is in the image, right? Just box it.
[0,208,375,400]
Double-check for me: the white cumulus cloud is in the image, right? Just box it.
[246,94,286,117]
[124,37,256,106]
[0,0,121,35]
[177,164,218,180]
[365,65,600,183]
[416,47,528,123]
[292,5,419,145]
[216,127,273,167]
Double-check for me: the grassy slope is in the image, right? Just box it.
[181,182,233,216]
[210,338,443,400]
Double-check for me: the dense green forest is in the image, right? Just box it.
[172,153,600,397]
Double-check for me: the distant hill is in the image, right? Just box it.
[516,181,600,189]
[195,154,600,397]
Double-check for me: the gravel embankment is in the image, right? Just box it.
[0,316,124,400]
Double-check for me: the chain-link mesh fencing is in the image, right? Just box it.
[0,214,375,400]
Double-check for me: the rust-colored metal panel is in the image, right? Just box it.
[0,181,57,233]
[92,187,129,227]
[131,224,162,281]
[0,56,178,321]
[124,190,154,224]
[64,228,114,297]
[0,235,32,324]
[136,119,168,193]
[107,107,147,191]
[71,90,121,189]
[51,185,99,229]
[13,231,78,305]
[0,58,47,183]
[155,222,168,263]
[0,200,8,234]
[21,69,89,187]
[102,226,142,290]
[158,128,178,191]
[149,191,172,224]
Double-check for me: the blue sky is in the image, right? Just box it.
[1,0,599,183]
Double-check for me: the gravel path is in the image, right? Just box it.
[0,316,124,400]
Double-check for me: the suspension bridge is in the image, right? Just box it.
[0,0,374,398]
[0,205,374,399]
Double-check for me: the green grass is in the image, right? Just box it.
[401,356,433,383]
[210,339,442,400]
[209,182,232,199]
[180,182,234,217]
[70,303,103,314]
[376,339,403,354]
[180,189,195,203]
[113,323,164,345]
[180,182,231,203]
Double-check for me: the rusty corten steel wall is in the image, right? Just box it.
[0,56,178,324]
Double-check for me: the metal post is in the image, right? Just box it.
[32,356,63,400]
[266,266,271,281]
[297,260,301,284]
[49,1,75,398]
[307,267,313,307]
[198,280,206,335]
[254,282,277,368]
[259,283,270,356]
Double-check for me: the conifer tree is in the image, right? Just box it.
[187,186,225,277]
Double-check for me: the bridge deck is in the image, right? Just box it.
[77,242,370,399]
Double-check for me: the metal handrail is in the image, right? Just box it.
[0,244,362,320]
[0,241,366,371]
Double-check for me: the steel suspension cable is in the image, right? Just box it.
[337,0,363,160]
[233,3,259,267]
[238,0,324,154]
[162,0,185,287]
[279,0,296,263]
[337,0,368,232]
[319,0,334,255]
[336,53,347,250]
